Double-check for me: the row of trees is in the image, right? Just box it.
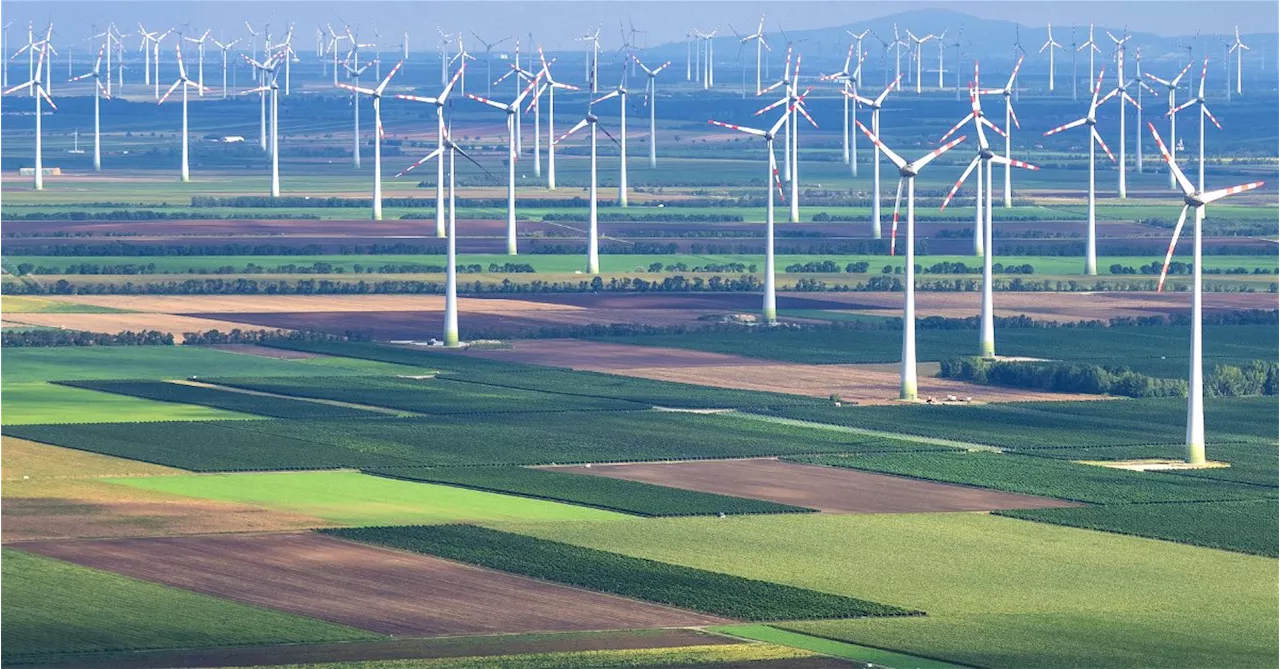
[2,329,174,347]
[939,356,1278,398]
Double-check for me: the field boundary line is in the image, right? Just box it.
[174,380,416,417]
[729,411,1003,452]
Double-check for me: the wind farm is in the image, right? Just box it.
[1,3,1277,669]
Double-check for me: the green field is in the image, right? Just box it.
[0,346,424,425]
[108,471,627,526]
[594,323,1280,376]
[327,524,916,621]
[211,375,644,414]
[498,513,1279,669]
[710,624,964,669]
[0,296,131,313]
[57,380,389,419]
[2,549,377,662]
[3,412,933,471]
[365,466,812,517]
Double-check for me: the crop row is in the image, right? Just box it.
[325,524,918,621]
[998,499,1279,558]
[3,412,932,472]
[55,380,385,420]
[788,452,1275,505]
[210,376,642,415]
[366,466,813,517]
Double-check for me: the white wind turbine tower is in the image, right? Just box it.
[934,29,948,89]
[243,54,282,197]
[1105,29,1137,198]
[395,127,491,346]
[135,25,159,91]
[856,121,966,399]
[183,29,210,96]
[449,34,476,95]
[701,29,719,89]
[273,27,297,96]
[325,25,350,86]
[437,28,454,85]
[821,43,864,173]
[592,72,633,207]
[393,63,466,238]
[470,32,511,98]
[941,69,1000,256]
[4,44,54,190]
[556,104,624,274]
[149,28,172,99]
[1148,123,1263,464]
[1228,27,1248,95]
[632,55,670,169]
[708,104,794,324]
[337,61,404,220]
[1078,24,1101,94]
[158,41,209,183]
[210,37,241,98]
[244,21,260,62]
[758,46,794,181]
[466,71,542,254]
[1044,68,1118,276]
[69,44,109,172]
[1168,58,1222,194]
[1146,61,1193,190]
[978,55,1023,209]
[758,59,817,225]
[531,46,580,189]
[904,30,934,94]
[845,74,900,240]
[736,14,769,94]
[343,58,376,169]
[1039,24,1062,93]
[890,24,906,89]
[576,27,601,93]
[941,85,1039,359]
[1131,49,1157,173]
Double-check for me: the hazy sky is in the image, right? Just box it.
[6,1,1276,51]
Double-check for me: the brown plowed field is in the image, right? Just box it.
[35,630,745,669]
[19,533,728,636]
[557,459,1080,514]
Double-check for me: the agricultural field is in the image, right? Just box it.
[2,549,376,663]
[327,524,917,621]
[58,379,390,419]
[500,513,1279,669]
[109,471,629,526]
[366,466,812,517]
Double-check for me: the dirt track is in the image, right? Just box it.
[18,533,728,636]
[557,459,1080,514]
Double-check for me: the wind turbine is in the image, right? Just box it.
[533,46,579,190]
[436,28,454,85]
[942,70,1003,256]
[393,63,465,238]
[632,55,670,169]
[12,21,36,95]
[758,56,817,224]
[158,41,208,183]
[904,30,934,94]
[470,31,511,98]
[325,24,350,86]
[343,58,376,169]
[1105,29,1138,198]
[941,85,1040,358]
[4,43,54,190]
[556,104,623,274]
[846,74,900,241]
[244,54,282,197]
[1044,67,1117,276]
[273,26,297,96]
[210,37,241,98]
[592,69,635,207]
[396,127,491,346]
[1168,58,1222,193]
[183,29,210,95]
[69,44,109,172]
[708,102,795,325]
[934,29,948,89]
[1228,27,1248,95]
[1078,24,1101,94]
[337,61,404,220]
[1148,123,1263,464]
[821,43,865,173]
[758,45,794,181]
[701,28,719,89]
[857,121,966,399]
[148,27,172,99]
[979,55,1023,209]
[734,14,769,94]
[1039,24,1062,93]
[466,71,542,254]
[244,21,259,62]
[576,27,601,93]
